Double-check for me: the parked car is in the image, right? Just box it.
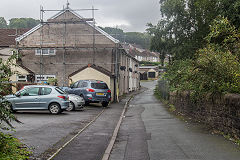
[5,85,69,114]
[66,94,85,111]
[65,80,111,107]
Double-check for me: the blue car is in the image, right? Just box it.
[5,85,69,114]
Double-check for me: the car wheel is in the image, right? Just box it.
[49,103,61,114]
[85,102,89,106]
[66,101,75,111]
[102,101,109,107]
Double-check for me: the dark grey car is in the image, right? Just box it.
[66,80,111,107]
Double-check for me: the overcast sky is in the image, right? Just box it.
[0,0,161,32]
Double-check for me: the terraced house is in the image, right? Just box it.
[15,5,140,101]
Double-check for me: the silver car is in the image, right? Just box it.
[66,94,85,111]
[5,85,69,114]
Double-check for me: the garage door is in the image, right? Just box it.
[148,72,156,78]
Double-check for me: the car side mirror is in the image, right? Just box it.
[15,92,21,97]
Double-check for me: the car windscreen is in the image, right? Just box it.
[91,83,108,89]
[55,87,65,94]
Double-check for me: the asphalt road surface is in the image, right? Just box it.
[110,80,240,160]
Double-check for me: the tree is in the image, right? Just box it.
[147,22,174,66]
[9,18,40,29]
[0,17,7,28]
[148,0,240,60]
[164,17,240,97]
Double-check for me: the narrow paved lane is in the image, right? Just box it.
[110,81,240,160]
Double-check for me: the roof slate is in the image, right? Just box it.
[0,29,29,47]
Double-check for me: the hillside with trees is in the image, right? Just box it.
[0,17,40,29]
[100,27,151,49]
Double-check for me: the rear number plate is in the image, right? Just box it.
[96,93,104,96]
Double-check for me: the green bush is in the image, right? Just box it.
[140,61,161,66]
[0,132,31,160]
[164,17,240,99]
[47,78,58,86]
[164,59,194,92]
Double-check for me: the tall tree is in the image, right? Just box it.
[148,0,240,60]
[0,17,7,28]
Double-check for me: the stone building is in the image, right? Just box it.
[15,6,139,101]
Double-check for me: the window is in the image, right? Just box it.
[49,49,55,54]
[73,82,79,88]
[35,49,56,55]
[35,75,56,83]
[91,83,108,89]
[21,87,40,96]
[77,81,83,88]
[17,75,27,82]
[55,87,65,94]
[42,49,48,55]
[36,49,41,55]
[81,82,88,88]
[41,87,52,95]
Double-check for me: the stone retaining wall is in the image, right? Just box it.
[169,91,240,139]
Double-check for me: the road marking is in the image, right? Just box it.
[47,109,106,160]
[102,96,133,160]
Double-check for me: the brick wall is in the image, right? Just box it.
[169,91,240,139]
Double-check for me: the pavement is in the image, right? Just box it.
[109,80,240,160]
